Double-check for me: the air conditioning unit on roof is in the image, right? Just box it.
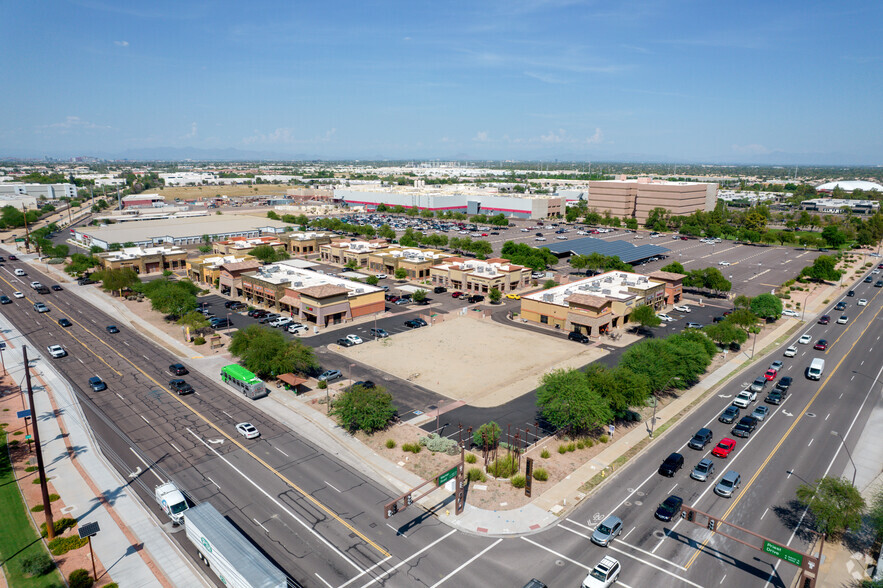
[602,289,611,295]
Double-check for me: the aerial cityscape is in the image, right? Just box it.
[2,2,882,588]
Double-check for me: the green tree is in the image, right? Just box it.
[703,321,748,348]
[629,304,661,332]
[142,280,198,318]
[660,261,685,274]
[394,268,407,280]
[821,225,846,248]
[378,224,396,240]
[800,255,842,282]
[229,325,319,378]
[795,476,865,538]
[868,486,883,541]
[624,218,639,230]
[733,295,752,309]
[345,259,358,270]
[411,289,427,303]
[96,267,140,293]
[330,385,397,433]
[489,287,502,303]
[536,369,613,433]
[177,311,212,333]
[750,293,783,320]
[473,422,502,448]
[543,279,557,289]
[366,275,379,286]
[250,245,287,263]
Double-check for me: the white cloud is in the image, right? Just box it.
[586,128,603,144]
[38,116,113,133]
[732,143,772,155]
[472,131,489,142]
[244,127,295,145]
[320,128,336,142]
[403,36,412,41]
[114,40,129,47]
[182,122,198,140]
[541,129,567,143]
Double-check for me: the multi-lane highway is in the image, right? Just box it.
[2,252,881,587]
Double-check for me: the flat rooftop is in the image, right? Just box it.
[77,215,290,243]
[543,237,669,264]
[524,271,662,307]
[251,261,383,297]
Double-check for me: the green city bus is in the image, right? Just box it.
[220,364,267,399]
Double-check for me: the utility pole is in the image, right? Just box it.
[23,346,55,539]
[22,203,31,253]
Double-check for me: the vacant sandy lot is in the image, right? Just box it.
[335,316,606,407]
[151,184,289,200]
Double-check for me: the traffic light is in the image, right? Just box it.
[687,510,694,522]
[708,519,716,531]
[405,494,413,506]
[386,502,398,518]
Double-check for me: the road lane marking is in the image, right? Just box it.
[560,524,688,570]
[325,481,341,493]
[253,518,269,533]
[206,476,220,489]
[808,438,813,447]
[761,507,768,520]
[189,429,368,573]
[140,415,149,424]
[428,539,502,588]
[357,530,456,588]
[129,447,163,483]
[169,442,181,453]
[315,573,333,588]
[115,393,124,401]
[274,446,289,457]
[685,299,883,570]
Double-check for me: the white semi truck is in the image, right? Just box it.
[184,502,287,588]
[154,481,189,524]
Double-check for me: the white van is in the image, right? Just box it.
[14,268,26,276]
[807,358,825,380]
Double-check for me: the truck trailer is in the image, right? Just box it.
[184,502,287,588]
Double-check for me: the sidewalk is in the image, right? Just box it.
[0,315,210,588]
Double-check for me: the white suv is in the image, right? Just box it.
[47,345,67,358]
[288,323,308,334]
[270,317,292,328]
[581,556,621,588]
[732,389,757,408]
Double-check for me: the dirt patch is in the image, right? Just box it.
[334,316,607,407]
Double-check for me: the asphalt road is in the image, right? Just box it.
[3,251,881,588]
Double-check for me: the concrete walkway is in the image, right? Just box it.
[0,314,211,588]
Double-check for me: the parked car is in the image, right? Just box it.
[711,438,737,458]
[370,328,390,338]
[654,495,683,522]
[691,458,715,482]
[345,334,363,345]
[211,318,233,329]
[404,319,422,329]
[658,452,684,477]
[467,294,485,303]
[288,324,308,335]
[782,309,800,317]
[318,370,342,382]
[336,338,355,347]
[685,322,703,329]
[433,286,447,294]
[568,331,590,343]
[688,428,713,450]
[673,305,691,313]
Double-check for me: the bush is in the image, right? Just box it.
[533,468,549,481]
[567,442,576,452]
[586,439,594,448]
[68,568,94,588]
[19,552,54,576]
[401,443,421,454]
[558,445,567,454]
[511,474,527,488]
[577,441,585,450]
[465,453,477,464]
[472,422,502,449]
[317,379,327,389]
[31,504,45,512]
[49,535,88,555]
[25,465,37,472]
[599,435,609,443]
[40,517,77,538]
[330,385,397,434]
[193,336,206,345]
[540,449,550,459]
[385,439,396,449]
[467,467,486,482]
[488,453,519,478]
[418,433,460,455]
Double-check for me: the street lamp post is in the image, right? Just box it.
[801,291,811,321]
[831,430,857,486]
[650,376,681,439]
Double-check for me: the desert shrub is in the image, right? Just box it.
[401,443,421,454]
[49,535,88,555]
[385,439,396,449]
[599,435,609,443]
[19,552,54,576]
[25,465,37,472]
[68,568,94,588]
[586,439,594,448]
[533,468,549,481]
[467,467,486,482]
[472,421,502,448]
[418,433,459,455]
[567,442,576,452]
[193,336,206,345]
[31,504,45,512]
[317,379,327,389]
[577,441,585,450]
[465,453,477,464]
[41,517,77,538]
[511,474,527,488]
[488,453,519,478]
[558,445,567,454]
[540,449,550,459]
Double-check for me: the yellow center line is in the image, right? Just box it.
[0,272,391,558]
[684,298,883,570]
[826,288,882,354]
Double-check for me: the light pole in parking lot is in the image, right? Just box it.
[830,430,857,486]
[649,376,681,439]
[801,290,811,321]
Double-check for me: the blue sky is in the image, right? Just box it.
[2,0,881,164]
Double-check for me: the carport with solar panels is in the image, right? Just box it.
[542,236,671,264]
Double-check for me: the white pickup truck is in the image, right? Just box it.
[155,481,189,524]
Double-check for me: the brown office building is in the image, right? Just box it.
[279,231,332,255]
[587,177,718,223]
[320,239,389,267]
[430,258,532,294]
[98,245,188,274]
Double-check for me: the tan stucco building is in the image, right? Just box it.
[187,253,255,284]
[278,231,332,255]
[519,270,666,336]
[320,239,390,267]
[212,235,286,256]
[368,245,453,280]
[430,258,531,294]
[587,177,718,223]
[98,245,187,274]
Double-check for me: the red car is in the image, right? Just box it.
[764,368,778,381]
[481,233,489,237]
[814,339,828,350]
[451,291,463,298]
[711,438,737,458]
[8,255,17,261]
[680,236,689,240]
[818,315,830,325]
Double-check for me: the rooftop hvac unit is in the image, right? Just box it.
[624,281,635,286]
[542,293,554,302]
[293,281,303,287]
[355,288,364,293]
[564,289,573,295]
[602,289,612,295]
[579,285,590,290]
[604,277,614,283]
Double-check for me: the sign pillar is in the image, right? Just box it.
[524,457,533,497]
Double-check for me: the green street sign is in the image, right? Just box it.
[763,540,803,567]
[14,238,25,242]
[437,466,458,486]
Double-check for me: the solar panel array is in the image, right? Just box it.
[543,237,670,264]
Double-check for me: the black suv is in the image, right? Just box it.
[467,294,485,303]
[658,452,684,477]
[775,376,792,392]
[568,331,590,343]
[732,416,758,438]
[765,389,785,404]
[169,363,189,376]
[688,428,713,450]
[433,286,447,294]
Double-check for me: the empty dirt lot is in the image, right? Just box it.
[334,316,606,407]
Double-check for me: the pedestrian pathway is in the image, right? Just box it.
[0,315,210,588]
